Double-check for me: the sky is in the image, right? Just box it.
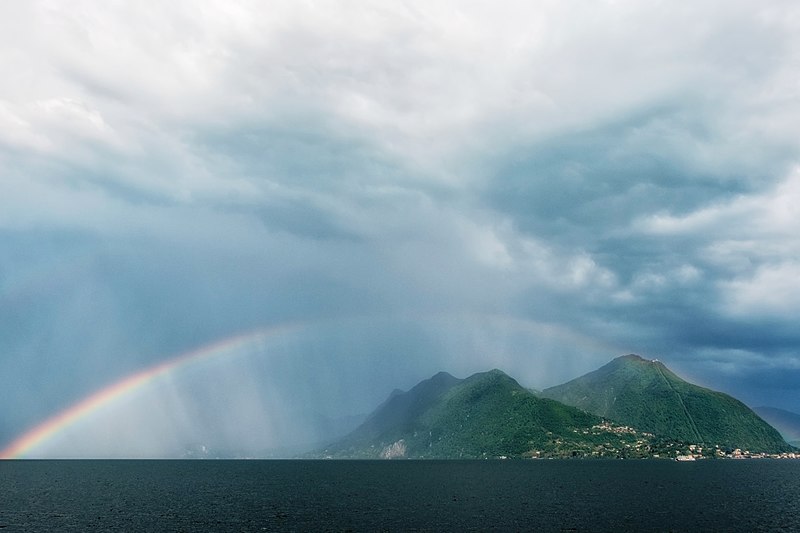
[2,1,800,457]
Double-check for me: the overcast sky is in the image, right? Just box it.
[2,1,800,456]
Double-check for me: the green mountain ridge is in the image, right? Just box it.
[541,354,791,453]
[321,369,677,459]
[318,355,793,459]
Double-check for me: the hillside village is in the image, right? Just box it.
[320,357,799,460]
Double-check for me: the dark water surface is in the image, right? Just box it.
[1,459,799,531]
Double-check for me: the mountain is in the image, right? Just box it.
[753,407,800,447]
[541,354,791,453]
[319,369,669,459]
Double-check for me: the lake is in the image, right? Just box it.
[1,459,799,531]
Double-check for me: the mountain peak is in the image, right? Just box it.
[542,355,790,452]
[466,368,522,389]
[616,354,662,365]
[482,368,511,378]
[321,368,605,459]
[429,371,457,381]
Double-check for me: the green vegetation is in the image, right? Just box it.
[541,355,792,453]
[417,370,602,458]
[315,356,794,459]
[320,369,678,459]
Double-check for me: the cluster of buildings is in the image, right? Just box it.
[579,424,800,459]
[588,421,653,437]
[721,448,797,460]
[675,444,798,460]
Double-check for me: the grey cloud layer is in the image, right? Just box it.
[2,1,800,454]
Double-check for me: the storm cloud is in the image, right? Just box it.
[2,1,800,456]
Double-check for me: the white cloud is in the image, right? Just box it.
[723,262,800,318]
[628,168,800,321]
[0,97,123,155]
[5,1,798,178]
[0,101,51,150]
[2,0,797,305]
[638,168,800,261]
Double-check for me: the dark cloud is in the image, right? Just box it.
[2,1,800,456]
[489,105,792,242]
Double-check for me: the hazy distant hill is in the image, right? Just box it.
[753,406,800,447]
[319,369,666,459]
[541,354,791,453]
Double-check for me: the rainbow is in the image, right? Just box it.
[0,312,623,459]
[0,322,303,459]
